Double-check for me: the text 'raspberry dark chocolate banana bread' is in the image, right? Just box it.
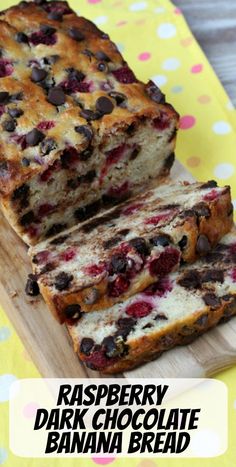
[67,229,236,374]
[0,0,178,246]
[29,180,233,323]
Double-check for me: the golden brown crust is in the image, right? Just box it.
[34,187,233,323]
[0,1,178,196]
[75,296,236,374]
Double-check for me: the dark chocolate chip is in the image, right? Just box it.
[130,145,141,160]
[195,314,208,327]
[74,200,101,221]
[20,210,36,226]
[95,51,110,62]
[203,293,221,308]
[97,62,107,72]
[46,223,67,237]
[40,137,57,155]
[201,180,217,189]
[126,122,137,136]
[154,313,168,321]
[67,178,79,190]
[67,68,85,82]
[108,91,126,106]
[12,183,29,202]
[95,96,114,115]
[75,124,93,142]
[54,271,73,291]
[118,228,130,236]
[201,270,224,283]
[8,107,23,118]
[2,118,16,132]
[163,152,175,171]
[40,24,56,35]
[129,237,150,256]
[47,11,63,21]
[69,27,85,41]
[83,288,100,305]
[80,337,94,355]
[110,254,128,274]
[150,234,170,247]
[102,335,127,358]
[178,235,188,250]
[80,109,101,121]
[50,235,69,245]
[78,169,96,183]
[117,317,136,329]
[142,323,153,329]
[146,80,166,104]
[103,237,122,250]
[25,274,39,296]
[194,202,211,218]
[31,67,48,82]
[196,234,211,256]
[0,91,9,104]
[47,87,66,106]
[180,209,196,219]
[79,146,93,161]
[178,270,201,289]
[16,32,28,43]
[42,54,60,65]
[64,304,82,320]
[21,157,30,167]
[9,92,24,102]
[26,128,45,146]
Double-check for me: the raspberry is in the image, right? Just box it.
[107,181,129,198]
[85,263,106,276]
[106,144,127,167]
[125,301,153,318]
[231,269,236,282]
[85,347,117,370]
[37,121,55,130]
[0,60,13,78]
[145,212,172,225]
[33,250,51,265]
[11,134,27,150]
[38,203,55,218]
[29,32,57,46]
[108,275,130,297]
[40,159,61,182]
[149,247,180,276]
[27,225,38,238]
[112,66,137,84]
[60,247,76,262]
[61,79,91,94]
[153,112,170,131]
[0,105,5,117]
[203,189,219,202]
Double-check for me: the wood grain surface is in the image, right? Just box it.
[1,160,236,380]
[175,0,236,106]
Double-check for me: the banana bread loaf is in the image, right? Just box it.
[67,229,236,373]
[29,180,233,323]
[0,0,178,245]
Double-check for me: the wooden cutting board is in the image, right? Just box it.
[1,160,236,379]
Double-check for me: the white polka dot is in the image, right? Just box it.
[0,374,17,402]
[129,1,147,11]
[93,15,108,25]
[0,447,7,464]
[232,200,236,210]
[0,326,11,342]
[157,23,177,39]
[233,399,236,408]
[214,163,235,179]
[190,429,221,456]
[171,85,183,93]
[162,57,180,71]
[151,74,167,87]
[212,121,232,135]
[154,6,165,13]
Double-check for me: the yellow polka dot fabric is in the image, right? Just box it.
[0,1,236,466]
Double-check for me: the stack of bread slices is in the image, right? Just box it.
[0,0,235,373]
